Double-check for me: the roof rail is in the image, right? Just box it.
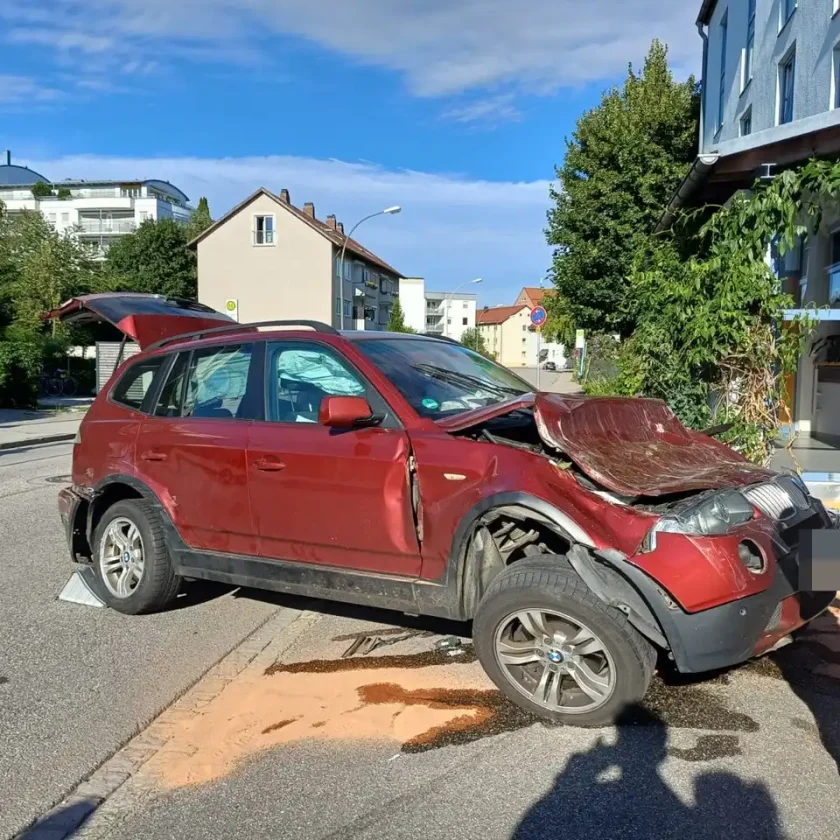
[145,319,339,352]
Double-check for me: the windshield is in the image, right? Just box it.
[354,338,533,418]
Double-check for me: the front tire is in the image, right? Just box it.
[473,557,656,727]
[91,499,181,614]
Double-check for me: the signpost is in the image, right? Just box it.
[575,329,585,378]
[225,298,239,323]
[531,306,547,391]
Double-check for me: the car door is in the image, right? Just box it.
[247,340,421,575]
[136,342,260,555]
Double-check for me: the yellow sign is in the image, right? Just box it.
[225,299,239,321]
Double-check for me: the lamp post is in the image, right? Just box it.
[338,206,401,330]
[444,277,482,338]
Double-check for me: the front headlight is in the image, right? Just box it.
[641,490,756,552]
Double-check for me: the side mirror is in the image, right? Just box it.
[319,395,382,428]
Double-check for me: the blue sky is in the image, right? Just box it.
[0,1,699,306]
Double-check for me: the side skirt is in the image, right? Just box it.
[174,549,460,620]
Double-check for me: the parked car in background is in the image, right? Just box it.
[543,361,557,371]
[52,294,838,726]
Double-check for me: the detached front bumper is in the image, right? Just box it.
[617,502,838,675]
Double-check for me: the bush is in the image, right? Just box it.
[0,340,44,408]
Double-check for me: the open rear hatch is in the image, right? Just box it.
[440,393,774,497]
[45,293,236,350]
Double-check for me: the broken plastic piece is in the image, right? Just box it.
[434,635,462,652]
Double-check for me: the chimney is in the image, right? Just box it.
[326,214,337,230]
[279,188,290,204]
[337,221,345,234]
[303,202,315,218]
[2,150,10,166]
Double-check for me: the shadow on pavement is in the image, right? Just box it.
[17,797,99,839]
[233,586,471,638]
[766,601,840,775]
[512,706,787,840]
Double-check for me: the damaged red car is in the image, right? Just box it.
[53,294,838,725]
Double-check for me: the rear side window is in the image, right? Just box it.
[110,357,166,411]
[154,353,190,417]
[182,344,254,419]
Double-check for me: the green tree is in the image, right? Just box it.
[460,327,488,355]
[31,181,54,199]
[387,297,415,333]
[186,196,213,241]
[105,218,197,299]
[0,208,95,334]
[546,40,699,342]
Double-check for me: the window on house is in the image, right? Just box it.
[462,301,468,308]
[447,318,452,325]
[744,0,756,86]
[60,212,69,224]
[740,108,752,136]
[462,317,468,326]
[343,301,352,317]
[718,11,728,132]
[781,0,796,28]
[336,298,341,316]
[834,46,840,109]
[779,50,796,124]
[47,213,56,226]
[254,215,275,245]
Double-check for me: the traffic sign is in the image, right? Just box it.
[530,306,547,327]
[225,298,239,322]
[575,329,585,349]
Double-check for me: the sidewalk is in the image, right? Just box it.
[0,400,89,451]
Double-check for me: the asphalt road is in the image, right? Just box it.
[69,601,840,840]
[0,443,281,839]
[513,367,581,394]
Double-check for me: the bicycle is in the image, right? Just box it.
[41,369,78,398]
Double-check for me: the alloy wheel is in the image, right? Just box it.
[99,517,145,599]
[493,609,616,714]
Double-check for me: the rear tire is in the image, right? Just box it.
[91,499,181,614]
[473,556,656,727]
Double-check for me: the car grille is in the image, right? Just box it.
[743,478,808,521]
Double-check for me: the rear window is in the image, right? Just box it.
[110,356,167,411]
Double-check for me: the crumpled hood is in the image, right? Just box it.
[533,394,773,497]
[438,392,774,497]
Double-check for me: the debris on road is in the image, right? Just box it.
[434,635,465,656]
[341,629,434,658]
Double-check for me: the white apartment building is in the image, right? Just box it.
[398,277,477,341]
[0,150,192,258]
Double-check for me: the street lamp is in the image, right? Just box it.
[338,206,401,330]
[444,277,482,338]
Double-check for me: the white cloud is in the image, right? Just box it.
[442,94,521,126]
[17,152,553,304]
[0,75,62,103]
[2,1,700,99]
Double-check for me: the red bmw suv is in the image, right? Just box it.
[53,294,837,725]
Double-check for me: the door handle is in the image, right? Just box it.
[253,457,286,472]
[140,450,167,462]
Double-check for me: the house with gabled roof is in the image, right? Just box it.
[189,187,403,330]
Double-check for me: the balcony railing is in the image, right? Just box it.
[77,219,137,234]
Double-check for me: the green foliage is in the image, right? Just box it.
[31,181,54,199]
[0,203,101,406]
[585,160,830,463]
[57,187,71,200]
[0,208,97,333]
[460,327,489,356]
[186,196,213,241]
[0,339,44,408]
[104,218,197,299]
[546,40,699,342]
[387,298,415,333]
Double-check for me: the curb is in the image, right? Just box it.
[0,433,77,452]
[16,606,313,840]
